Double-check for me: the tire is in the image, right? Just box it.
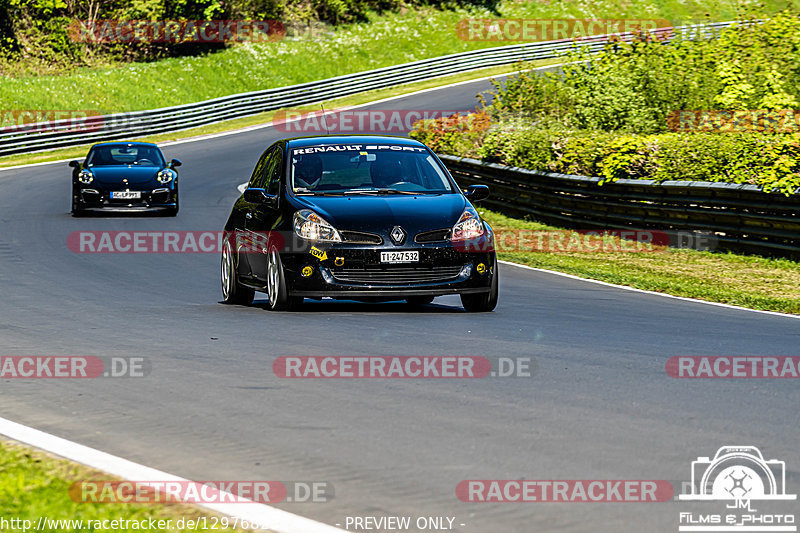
[266,245,302,311]
[163,188,179,216]
[460,256,499,312]
[221,240,254,305]
[406,296,434,306]
[71,192,84,217]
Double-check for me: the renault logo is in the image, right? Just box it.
[390,226,406,245]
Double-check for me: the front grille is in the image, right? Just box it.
[81,189,100,202]
[150,189,171,203]
[415,228,451,243]
[331,264,464,285]
[340,231,383,244]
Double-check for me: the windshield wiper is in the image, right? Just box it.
[343,188,420,195]
[294,190,346,196]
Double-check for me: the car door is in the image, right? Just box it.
[244,145,283,281]
[238,148,272,280]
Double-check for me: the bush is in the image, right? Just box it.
[414,10,800,194]
[410,112,492,159]
[412,117,800,193]
[481,9,800,135]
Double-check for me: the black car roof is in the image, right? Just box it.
[89,142,161,149]
[285,135,426,149]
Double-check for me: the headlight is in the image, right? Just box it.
[451,207,485,241]
[78,170,93,184]
[293,209,342,242]
[157,169,175,184]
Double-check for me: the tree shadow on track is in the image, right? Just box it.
[248,299,465,314]
[69,210,172,218]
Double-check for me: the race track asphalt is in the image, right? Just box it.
[1,76,798,532]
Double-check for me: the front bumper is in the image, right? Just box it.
[76,187,177,210]
[282,243,495,299]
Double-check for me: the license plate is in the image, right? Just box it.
[111,191,141,199]
[380,251,419,264]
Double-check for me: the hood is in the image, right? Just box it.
[86,165,162,186]
[293,193,467,236]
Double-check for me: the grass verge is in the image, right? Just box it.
[482,210,800,315]
[0,62,528,168]
[0,438,256,532]
[0,0,784,112]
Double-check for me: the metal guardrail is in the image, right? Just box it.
[440,155,800,255]
[0,20,736,157]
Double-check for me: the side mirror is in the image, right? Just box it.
[69,160,81,169]
[464,184,490,202]
[243,188,278,208]
[170,158,182,168]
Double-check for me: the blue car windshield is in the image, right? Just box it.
[86,145,165,167]
[291,144,455,195]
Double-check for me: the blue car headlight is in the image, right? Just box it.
[157,169,175,184]
[78,170,94,184]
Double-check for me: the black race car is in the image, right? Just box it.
[70,142,181,216]
[221,135,498,312]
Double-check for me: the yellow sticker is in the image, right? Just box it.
[476,263,486,274]
[360,151,368,155]
[310,246,328,261]
[301,266,314,277]
[334,257,345,266]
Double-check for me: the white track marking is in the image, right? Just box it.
[0,157,77,172]
[498,260,800,320]
[0,416,346,533]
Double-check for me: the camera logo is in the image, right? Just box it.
[680,446,795,501]
[678,446,796,532]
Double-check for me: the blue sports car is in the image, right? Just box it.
[70,142,181,216]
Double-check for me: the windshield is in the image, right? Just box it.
[86,145,165,167]
[290,143,454,195]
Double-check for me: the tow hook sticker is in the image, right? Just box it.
[310,246,328,261]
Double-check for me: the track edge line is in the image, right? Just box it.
[0,415,346,533]
[498,259,800,320]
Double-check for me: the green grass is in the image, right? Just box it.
[0,439,255,532]
[0,0,780,113]
[482,209,800,315]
